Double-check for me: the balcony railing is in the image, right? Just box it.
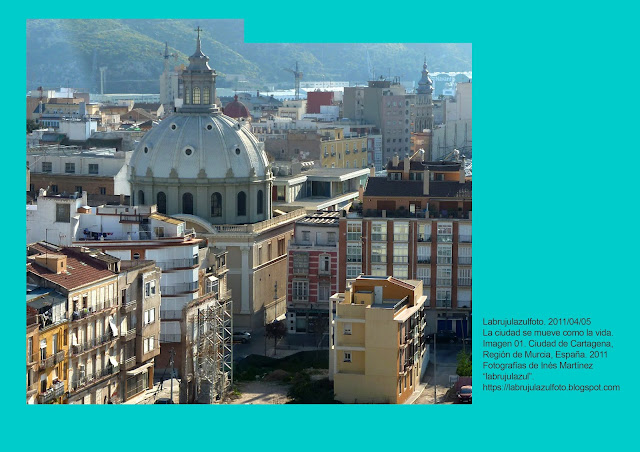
[70,366,119,392]
[436,300,451,308]
[160,281,198,295]
[436,278,451,287]
[459,235,472,243]
[318,268,332,276]
[436,256,452,264]
[161,309,183,320]
[437,235,453,243]
[40,355,55,369]
[123,356,137,370]
[156,257,199,271]
[120,300,137,314]
[54,350,65,365]
[71,333,115,356]
[458,257,472,265]
[71,299,117,321]
[371,255,386,263]
[38,381,64,404]
[417,256,431,264]
[122,328,136,342]
[346,256,362,263]
[418,234,431,242]
[458,278,472,286]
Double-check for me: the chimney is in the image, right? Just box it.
[369,165,375,178]
[423,169,430,195]
[120,193,125,205]
[392,154,399,167]
[459,166,465,184]
[34,254,67,274]
[403,155,410,177]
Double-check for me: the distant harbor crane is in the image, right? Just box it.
[283,61,303,100]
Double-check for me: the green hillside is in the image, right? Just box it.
[27,19,471,94]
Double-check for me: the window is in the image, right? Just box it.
[88,164,99,174]
[55,203,70,223]
[346,222,362,241]
[193,87,201,104]
[371,222,387,241]
[237,191,246,216]
[99,187,106,195]
[42,162,52,173]
[211,192,222,217]
[394,222,409,241]
[393,265,408,279]
[343,323,352,335]
[301,230,311,242]
[347,243,362,263]
[157,192,167,214]
[182,192,193,215]
[343,352,351,362]
[458,268,472,286]
[436,288,451,307]
[206,277,219,295]
[75,186,82,194]
[143,335,155,353]
[144,280,156,298]
[319,255,331,273]
[137,190,145,205]
[154,227,165,238]
[346,265,361,279]
[278,238,285,256]
[327,232,337,244]
[437,244,452,264]
[393,242,408,263]
[437,266,452,286]
[417,267,431,285]
[417,246,431,263]
[371,242,387,263]
[437,222,453,242]
[65,163,75,173]
[458,245,472,265]
[257,190,264,215]
[318,282,331,302]
[203,87,210,104]
[144,308,156,325]
[292,253,309,275]
[50,184,58,193]
[292,280,309,301]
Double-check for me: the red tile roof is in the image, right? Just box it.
[27,248,116,292]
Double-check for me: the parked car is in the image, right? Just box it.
[457,385,472,403]
[426,330,459,343]
[154,398,174,404]
[233,331,252,344]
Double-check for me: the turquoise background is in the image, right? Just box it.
[10,2,636,449]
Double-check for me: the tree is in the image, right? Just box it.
[27,119,38,133]
[265,320,287,356]
[456,350,472,376]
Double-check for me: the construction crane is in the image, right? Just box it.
[160,42,178,71]
[283,61,303,100]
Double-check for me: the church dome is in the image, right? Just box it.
[130,113,267,179]
[224,95,250,119]
[129,30,272,225]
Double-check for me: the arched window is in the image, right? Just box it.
[138,190,145,205]
[237,191,246,216]
[182,192,193,215]
[211,192,222,217]
[185,88,191,104]
[193,87,201,104]
[203,87,210,104]
[157,192,167,214]
[257,190,264,215]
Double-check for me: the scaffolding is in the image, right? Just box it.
[193,293,233,403]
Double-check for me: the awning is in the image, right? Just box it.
[109,356,119,367]
[125,361,153,376]
[72,333,78,346]
[109,317,118,336]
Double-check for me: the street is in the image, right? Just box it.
[414,342,470,404]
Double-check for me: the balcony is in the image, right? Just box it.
[318,268,332,276]
[459,235,472,243]
[156,257,199,271]
[417,256,431,264]
[122,328,136,342]
[437,235,453,243]
[160,281,198,295]
[54,350,65,365]
[71,333,115,356]
[38,381,64,404]
[120,300,137,314]
[436,256,452,265]
[72,299,117,322]
[436,300,451,308]
[436,278,451,287]
[458,257,472,265]
[418,234,431,242]
[70,366,119,392]
[458,278,472,287]
[39,355,55,369]
[123,356,137,370]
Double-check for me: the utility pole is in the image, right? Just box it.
[170,348,175,402]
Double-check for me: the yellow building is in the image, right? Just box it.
[319,129,369,169]
[330,276,427,404]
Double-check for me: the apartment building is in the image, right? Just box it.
[339,155,471,338]
[26,243,161,403]
[286,212,340,334]
[330,276,427,404]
